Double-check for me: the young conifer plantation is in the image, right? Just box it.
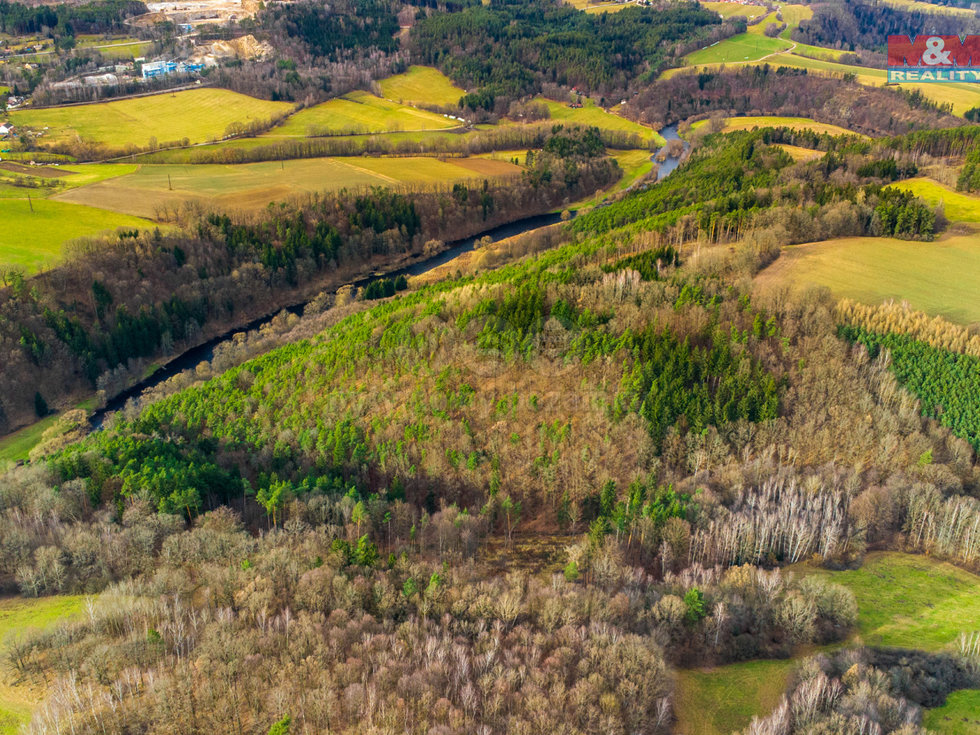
[2,0,980,734]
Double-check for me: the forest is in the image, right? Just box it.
[410,0,723,104]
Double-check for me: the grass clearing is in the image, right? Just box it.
[55,156,520,218]
[538,98,664,145]
[684,32,792,65]
[882,0,976,16]
[271,91,455,137]
[925,690,980,735]
[754,230,980,326]
[797,553,980,651]
[777,3,812,38]
[715,115,863,137]
[0,595,87,735]
[0,414,59,465]
[775,143,822,161]
[379,66,466,108]
[889,177,980,224]
[0,198,157,271]
[674,658,796,735]
[610,148,654,189]
[11,88,293,149]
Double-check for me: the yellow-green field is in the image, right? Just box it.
[754,230,980,326]
[11,89,294,149]
[0,198,157,271]
[882,0,976,16]
[0,595,87,735]
[802,552,980,651]
[379,66,467,108]
[271,91,455,137]
[610,148,654,189]
[539,98,665,145]
[776,3,812,38]
[702,2,768,21]
[775,143,822,161]
[889,177,980,224]
[675,658,796,735]
[925,690,980,735]
[55,156,520,218]
[699,115,863,137]
[0,413,59,466]
[684,32,792,65]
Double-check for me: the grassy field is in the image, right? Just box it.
[0,198,156,270]
[684,32,792,65]
[539,98,665,145]
[11,89,294,149]
[271,91,455,137]
[610,148,655,189]
[702,2,769,21]
[674,658,796,735]
[754,230,980,326]
[777,3,812,38]
[379,66,466,108]
[800,552,980,651]
[925,690,980,735]
[889,177,980,224]
[775,143,822,161]
[705,115,862,137]
[0,595,87,735]
[55,155,520,218]
[0,414,59,465]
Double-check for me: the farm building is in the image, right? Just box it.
[0,124,13,138]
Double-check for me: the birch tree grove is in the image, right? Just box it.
[691,476,851,568]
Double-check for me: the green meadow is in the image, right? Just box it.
[378,66,467,108]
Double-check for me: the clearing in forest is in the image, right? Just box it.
[0,595,87,735]
[378,66,467,108]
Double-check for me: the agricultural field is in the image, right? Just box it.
[610,148,655,189]
[674,658,797,735]
[683,32,792,65]
[754,230,980,326]
[0,595,87,735]
[270,91,457,137]
[539,98,665,145]
[925,690,980,735]
[54,156,521,218]
[10,88,294,149]
[378,66,467,108]
[0,197,156,271]
[889,177,980,224]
